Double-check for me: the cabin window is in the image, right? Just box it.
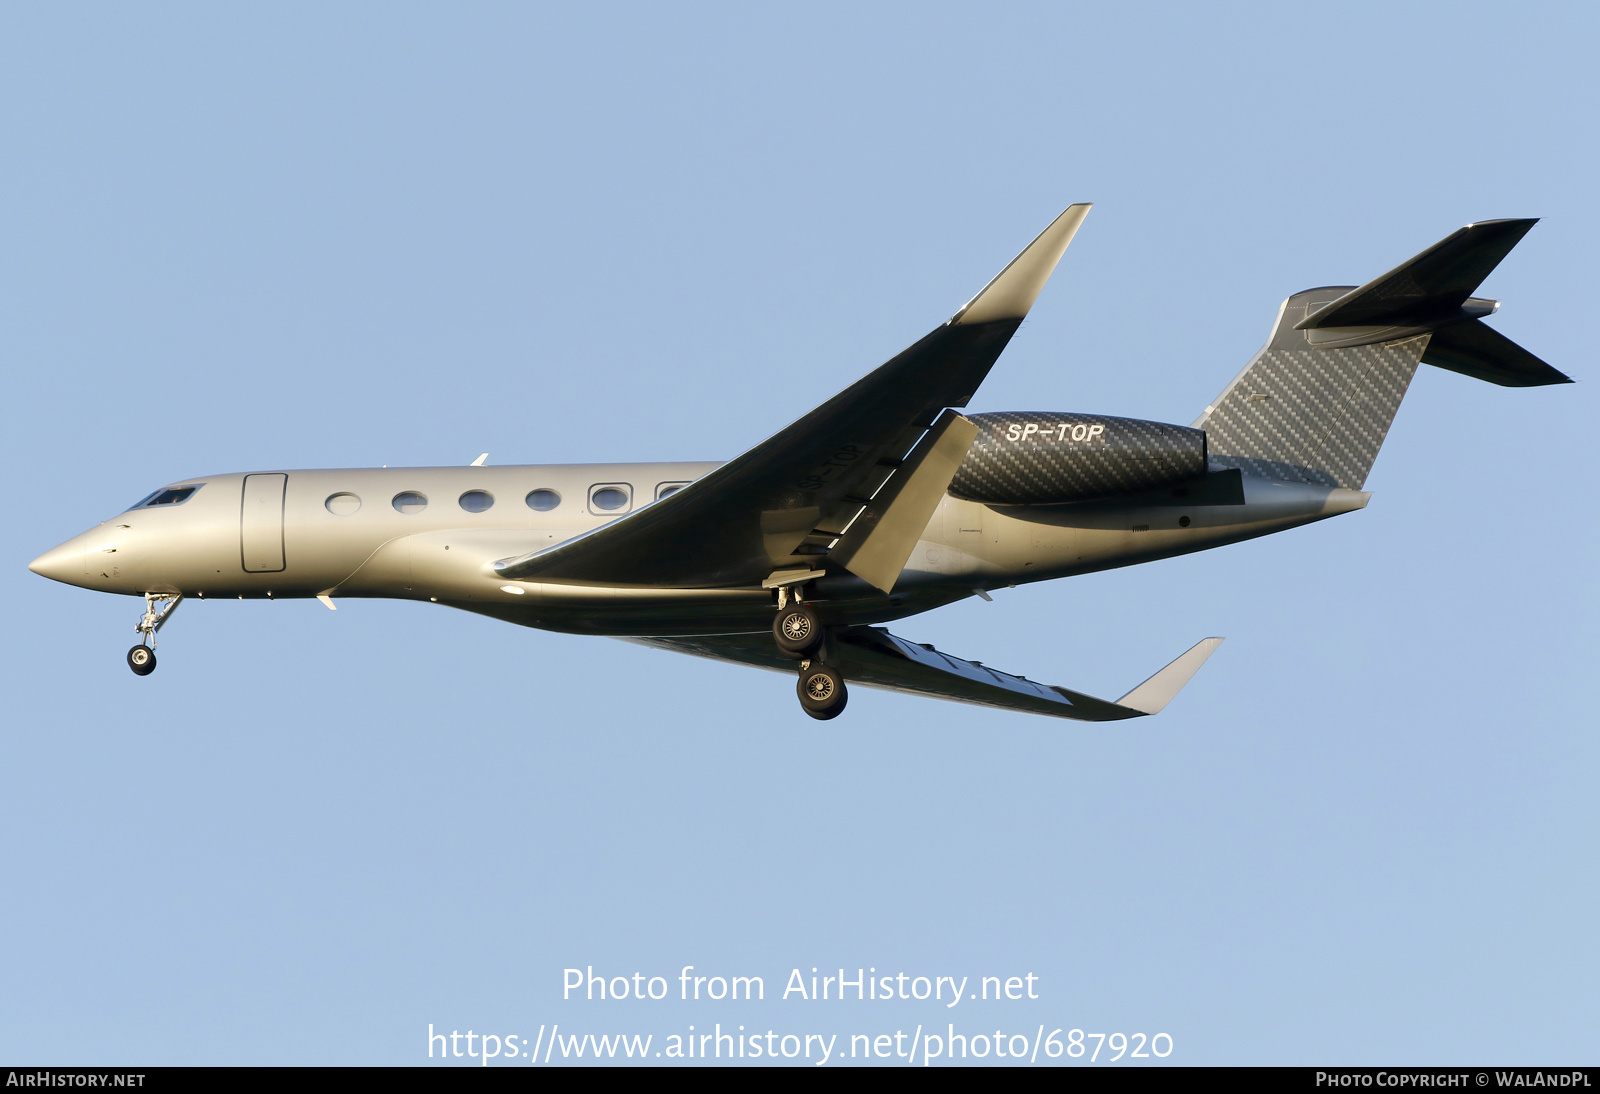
[590,484,632,513]
[656,482,690,500]
[392,491,429,515]
[128,485,202,510]
[525,489,561,512]
[459,490,494,513]
[325,492,361,515]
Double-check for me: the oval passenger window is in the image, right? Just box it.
[525,489,561,512]
[392,491,428,515]
[459,490,494,513]
[591,487,629,512]
[326,492,362,516]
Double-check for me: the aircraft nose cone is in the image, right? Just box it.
[29,540,80,584]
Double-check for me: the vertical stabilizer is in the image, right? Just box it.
[1193,291,1426,489]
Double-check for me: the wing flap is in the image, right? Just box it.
[829,409,979,592]
[836,627,1140,720]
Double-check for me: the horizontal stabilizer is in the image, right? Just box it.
[1298,219,1537,330]
[1421,319,1572,387]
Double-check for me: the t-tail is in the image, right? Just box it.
[1193,219,1570,490]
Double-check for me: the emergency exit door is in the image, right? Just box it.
[241,474,287,573]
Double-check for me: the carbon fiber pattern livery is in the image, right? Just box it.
[949,412,1207,505]
[1194,290,1429,490]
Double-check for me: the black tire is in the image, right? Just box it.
[797,665,847,720]
[127,645,157,676]
[773,606,822,657]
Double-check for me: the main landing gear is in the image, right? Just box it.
[773,597,848,720]
[127,592,181,676]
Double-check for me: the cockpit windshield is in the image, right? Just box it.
[128,484,203,510]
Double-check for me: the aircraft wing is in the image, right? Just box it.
[626,627,1223,721]
[495,205,1092,589]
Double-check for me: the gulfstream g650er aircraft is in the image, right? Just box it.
[29,207,1570,720]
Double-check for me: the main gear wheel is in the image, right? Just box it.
[797,665,848,720]
[773,606,822,657]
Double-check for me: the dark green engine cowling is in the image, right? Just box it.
[949,412,1207,505]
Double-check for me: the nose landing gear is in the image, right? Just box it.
[127,592,181,676]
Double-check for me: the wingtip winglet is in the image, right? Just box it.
[1114,636,1224,716]
[951,203,1092,326]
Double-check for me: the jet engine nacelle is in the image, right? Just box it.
[949,412,1207,505]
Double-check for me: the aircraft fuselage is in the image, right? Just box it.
[32,462,1367,636]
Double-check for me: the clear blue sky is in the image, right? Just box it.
[3,1,1595,1066]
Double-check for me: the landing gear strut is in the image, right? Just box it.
[127,592,181,676]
